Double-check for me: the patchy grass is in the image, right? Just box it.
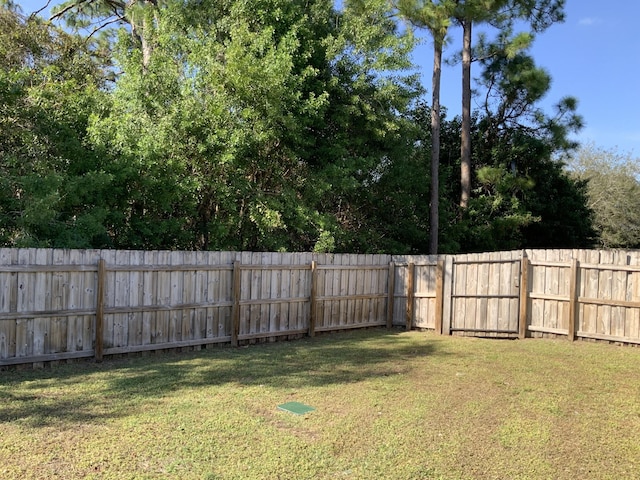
[1,330,640,479]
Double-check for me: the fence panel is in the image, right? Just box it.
[447,251,521,336]
[5,248,640,367]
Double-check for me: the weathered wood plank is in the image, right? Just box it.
[627,251,640,340]
[95,258,106,362]
[279,253,292,332]
[476,254,490,333]
[155,251,170,344]
[32,249,51,360]
[113,250,130,348]
[0,250,17,359]
[452,257,467,332]
[519,254,529,339]
[49,249,66,355]
[611,251,628,338]
[231,259,241,346]
[140,250,154,346]
[325,255,343,326]
[598,250,613,335]
[309,260,317,337]
[406,262,415,330]
[259,252,271,335]
[465,253,478,332]
[582,250,600,336]
[269,252,282,335]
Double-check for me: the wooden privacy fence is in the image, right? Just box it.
[2,248,640,367]
[0,250,392,366]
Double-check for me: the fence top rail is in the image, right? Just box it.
[394,262,438,267]
[580,262,640,273]
[238,264,310,271]
[109,264,234,272]
[453,258,520,265]
[528,260,570,268]
[0,264,98,273]
[316,264,390,271]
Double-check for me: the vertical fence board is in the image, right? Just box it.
[568,258,579,341]
[346,254,356,326]
[0,250,17,359]
[466,254,479,332]
[498,252,512,334]
[530,251,544,334]
[302,253,314,330]
[278,253,291,332]
[508,251,520,332]
[194,251,208,340]
[628,251,640,340]
[250,252,263,336]
[32,249,50,362]
[364,255,374,323]
[310,261,317,337]
[259,252,271,335]
[114,250,130,348]
[598,250,613,335]
[612,251,628,339]
[435,260,444,334]
[442,256,453,335]
[453,257,466,333]
[582,250,600,336]
[50,250,66,356]
[486,252,498,335]
[544,250,559,332]
[406,263,415,330]
[387,262,395,329]
[158,251,172,344]
[338,256,348,326]
[289,254,300,332]
[519,254,529,339]
[477,256,490,332]
[231,260,241,346]
[221,251,236,338]
[269,252,283,335]
[95,259,106,361]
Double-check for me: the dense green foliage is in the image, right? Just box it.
[0,1,601,253]
[567,144,640,249]
[0,7,112,247]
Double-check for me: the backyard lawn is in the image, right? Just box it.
[1,329,639,479]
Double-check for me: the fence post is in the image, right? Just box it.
[231,260,241,347]
[95,258,106,362]
[568,258,579,341]
[406,262,415,331]
[435,260,445,334]
[518,253,529,340]
[309,261,317,337]
[441,256,453,335]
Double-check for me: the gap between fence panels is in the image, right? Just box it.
[2,249,640,367]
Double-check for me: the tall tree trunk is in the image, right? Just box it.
[460,19,472,209]
[429,39,444,255]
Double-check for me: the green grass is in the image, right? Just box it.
[1,330,640,479]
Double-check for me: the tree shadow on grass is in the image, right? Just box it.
[0,328,452,428]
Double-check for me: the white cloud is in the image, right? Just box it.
[578,17,602,26]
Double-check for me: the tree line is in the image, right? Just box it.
[0,0,636,253]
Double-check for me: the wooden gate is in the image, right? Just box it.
[446,252,522,336]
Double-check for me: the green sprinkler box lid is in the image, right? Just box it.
[277,401,316,415]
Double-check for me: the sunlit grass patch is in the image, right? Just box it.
[1,330,639,479]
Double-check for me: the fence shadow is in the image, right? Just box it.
[0,329,450,428]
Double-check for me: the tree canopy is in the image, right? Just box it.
[0,0,605,253]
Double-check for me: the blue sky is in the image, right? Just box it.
[18,0,640,154]
[411,1,640,155]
